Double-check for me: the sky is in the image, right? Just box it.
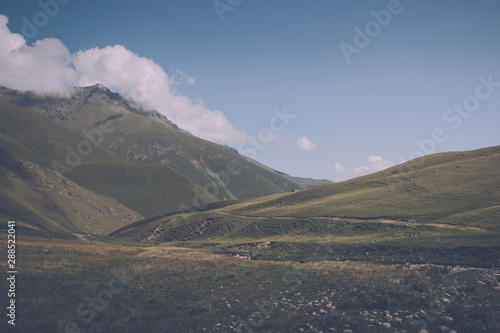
[0,0,499,181]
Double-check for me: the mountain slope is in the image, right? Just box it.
[0,143,141,234]
[233,145,500,224]
[0,99,218,222]
[273,169,332,188]
[110,146,500,269]
[0,98,120,164]
[113,145,500,241]
[0,85,302,201]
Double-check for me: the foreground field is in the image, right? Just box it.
[1,231,499,333]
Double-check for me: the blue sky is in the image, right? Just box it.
[1,0,499,181]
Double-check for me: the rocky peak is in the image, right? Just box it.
[0,84,180,131]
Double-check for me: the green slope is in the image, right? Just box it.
[111,146,500,267]
[0,99,119,164]
[0,100,218,225]
[231,145,500,226]
[68,161,219,217]
[132,145,500,232]
[0,145,142,234]
[0,85,302,200]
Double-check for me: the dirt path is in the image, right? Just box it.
[73,233,90,241]
[217,212,485,231]
[135,246,194,258]
[425,223,485,231]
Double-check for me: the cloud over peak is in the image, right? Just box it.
[0,15,248,145]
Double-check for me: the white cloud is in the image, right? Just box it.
[0,17,76,95]
[352,155,395,176]
[0,15,248,145]
[328,155,396,181]
[326,162,347,173]
[296,136,318,151]
[169,68,195,87]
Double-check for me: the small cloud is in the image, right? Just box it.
[326,162,347,173]
[352,155,395,176]
[169,68,195,87]
[328,155,395,181]
[296,136,318,151]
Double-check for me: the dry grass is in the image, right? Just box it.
[1,234,499,332]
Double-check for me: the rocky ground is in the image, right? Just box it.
[212,265,500,332]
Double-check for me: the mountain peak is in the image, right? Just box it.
[0,84,182,130]
[79,83,117,101]
[84,83,111,94]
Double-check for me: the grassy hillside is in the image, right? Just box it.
[0,85,302,201]
[0,99,119,164]
[272,168,333,188]
[0,146,142,234]
[112,146,500,268]
[68,161,219,217]
[229,145,500,226]
[0,100,218,231]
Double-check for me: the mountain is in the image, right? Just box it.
[112,145,500,264]
[273,169,332,188]
[239,155,332,188]
[234,145,500,226]
[0,84,316,234]
[0,84,180,130]
[0,99,218,232]
[0,137,141,234]
[0,84,302,202]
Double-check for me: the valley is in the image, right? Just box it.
[1,1,499,331]
[0,85,499,332]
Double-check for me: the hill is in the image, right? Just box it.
[112,146,500,267]
[0,99,217,232]
[231,145,500,226]
[0,84,302,201]
[0,141,141,234]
